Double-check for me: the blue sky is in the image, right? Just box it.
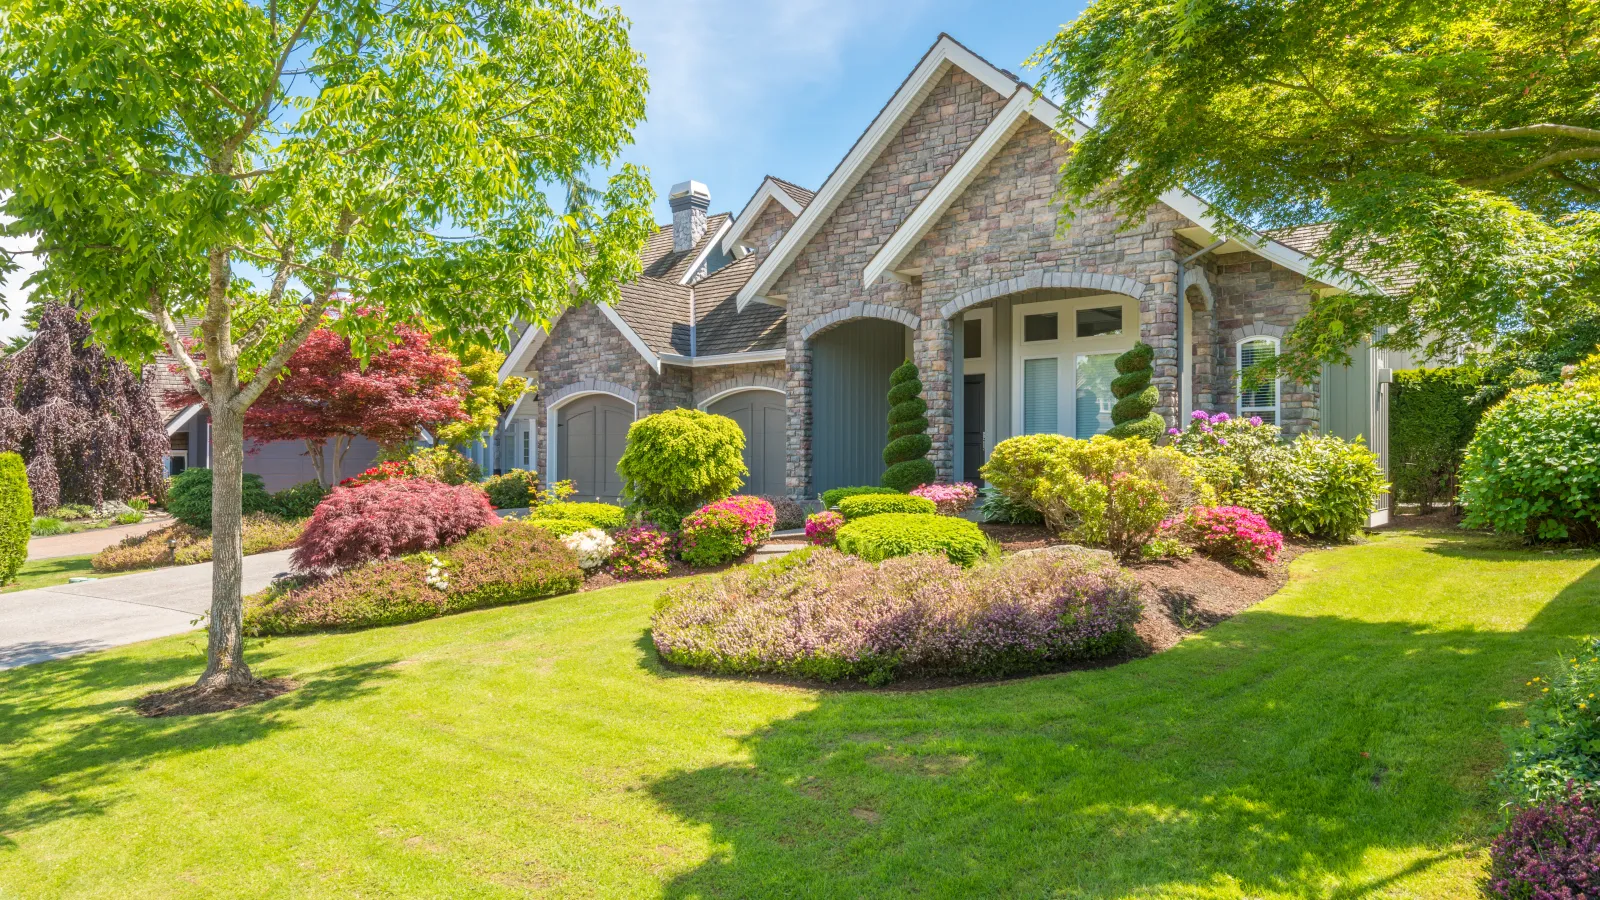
[614,0,1088,222]
[0,2,1087,346]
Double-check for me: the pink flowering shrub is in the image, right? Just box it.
[247,520,581,634]
[1486,789,1600,900]
[292,478,499,573]
[910,482,979,516]
[1170,505,1283,566]
[677,495,776,567]
[608,525,673,578]
[652,548,1141,684]
[805,510,844,546]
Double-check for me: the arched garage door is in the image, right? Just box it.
[557,395,632,501]
[707,390,786,497]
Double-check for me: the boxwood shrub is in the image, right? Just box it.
[166,467,273,529]
[834,512,989,567]
[837,493,936,519]
[529,501,626,531]
[268,480,328,520]
[1461,382,1600,543]
[482,469,536,509]
[0,452,31,585]
[820,485,899,509]
[652,547,1141,684]
[245,520,582,635]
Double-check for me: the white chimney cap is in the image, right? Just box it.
[668,180,710,201]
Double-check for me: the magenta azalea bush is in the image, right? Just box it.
[1486,789,1600,900]
[292,478,499,573]
[651,548,1141,684]
[805,510,844,546]
[910,482,979,516]
[1171,505,1283,566]
[608,525,673,578]
[677,495,776,567]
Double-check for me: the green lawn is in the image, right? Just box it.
[1,554,101,593]
[2,527,1597,898]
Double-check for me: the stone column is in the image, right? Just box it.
[784,335,813,498]
[915,307,955,483]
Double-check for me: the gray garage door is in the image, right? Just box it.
[557,395,632,501]
[707,390,786,497]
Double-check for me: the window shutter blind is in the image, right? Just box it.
[1239,339,1278,410]
[1022,357,1058,434]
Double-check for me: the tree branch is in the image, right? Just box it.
[1549,166,1600,199]
[231,295,326,413]
[204,82,248,118]
[1461,147,1600,187]
[149,292,212,405]
[219,0,320,161]
[1378,123,1600,145]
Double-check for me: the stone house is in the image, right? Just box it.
[491,34,1408,524]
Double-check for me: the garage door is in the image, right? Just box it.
[707,390,786,497]
[557,395,632,501]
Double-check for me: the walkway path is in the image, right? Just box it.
[0,549,296,670]
[26,515,176,561]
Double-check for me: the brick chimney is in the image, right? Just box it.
[669,180,710,254]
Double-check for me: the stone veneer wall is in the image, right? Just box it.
[1204,256,1320,436]
[691,361,788,408]
[773,69,1008,493]
[740,201,796,258]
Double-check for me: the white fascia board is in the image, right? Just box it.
[864,90,1039,288]
[720,180,805,257]
[166,402,202,435]
[657,348,786,368]
[680,216,734,286]
[497,389,530,429]
[737,35,1011,311]
[596,302,663,373]
[498,314,558,383]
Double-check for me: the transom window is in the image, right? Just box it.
[1022,312,1058,342]
[1076,306,1123,338]
[962,318,982,359]
[1237,336,1280,424]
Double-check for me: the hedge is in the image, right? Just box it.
[0,452,31,585]
[820,485,900,509]
[166,468,273,529]
[529,501,626,531]
[1390,366,1485,510]
[834,512,990,567]
[837,493,937,519]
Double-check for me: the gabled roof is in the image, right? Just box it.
[738,33,1383,310]
[692,254,787,356]
[720,175,814,256]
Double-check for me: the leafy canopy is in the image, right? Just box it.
[1033,0,1600,378]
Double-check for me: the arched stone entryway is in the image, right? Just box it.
[802,311,915,496]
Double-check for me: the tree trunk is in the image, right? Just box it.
[331,435,350,485]
[307,440,327,487]
[197,401,253,689]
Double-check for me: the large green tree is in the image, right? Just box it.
[1033,0,1600,378]
[0,0,653,691]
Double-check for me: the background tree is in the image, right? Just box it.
[169,323,472,485]
[882,360,935,492]
[433,342,528,450]
[0,303,168,511]
[1033,0,1600,379]
[0,0,654,692]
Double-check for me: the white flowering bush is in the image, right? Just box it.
[424,555,450,591]
[562,527,615,571]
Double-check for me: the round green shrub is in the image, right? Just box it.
[269,480,329,520]
[482,469,536,509]
[820,485,900,509]
[980,434,1073,514]
[166,468,273,530]
[1275,433,1386,542]
[1460,383,1600,543]
[881,360,936,492]
[834,512,990,567]
[616,409,747,520]
[0,452,32,585]
[529,501,626,531]
[1106,341,1166,442]
[837,493,936,519]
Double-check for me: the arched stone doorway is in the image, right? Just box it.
[807,315,914,496]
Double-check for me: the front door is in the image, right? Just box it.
[707,390,787,497]
[557,396,632,501]
[963,374,985,484]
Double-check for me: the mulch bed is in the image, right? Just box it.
[135,677,298,718]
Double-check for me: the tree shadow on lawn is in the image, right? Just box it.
[644,558,1600,898]
[0,642,397,840]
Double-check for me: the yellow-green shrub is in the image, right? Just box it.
[0,452,31,585]
[1032,436,1209,559]
[837,493,936,519]
[834,512,990,567]
[980,434,1073,514]
[529,501,626,530]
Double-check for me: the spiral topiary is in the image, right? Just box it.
[1106,341,1166,442]
[881,360,937,491]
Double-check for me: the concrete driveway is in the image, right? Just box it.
[0,550,297,670]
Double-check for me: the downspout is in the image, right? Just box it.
[1175,238,1227,423]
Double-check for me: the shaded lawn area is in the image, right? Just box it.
[1,554,109,593]
[1,528,1597,898]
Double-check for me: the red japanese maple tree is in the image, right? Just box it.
[170,325,470,486]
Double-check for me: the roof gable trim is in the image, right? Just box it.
[596,302,663,373]
[679,215,734,286]
[720,178,806,257]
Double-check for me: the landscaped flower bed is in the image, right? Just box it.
[92,513,305,573]
[651,547,1141,684]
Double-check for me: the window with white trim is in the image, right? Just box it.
[1237,336,1280,424]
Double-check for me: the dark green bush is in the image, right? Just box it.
[1461,381,1600,543]
[1106,342,1165,442]
[244,520,583,635]
[978,486,1043,524]
[881,360,936,492]
[529,501,626,531]
[482,469,537,508]
[820,485,899,509]
[0,452,31,585]
[165,468,273,529]
[1389,367,1485,510]
[616,409,747,522]
[834,512,990,567]
[837,493,936,519]
[269,480,329,519]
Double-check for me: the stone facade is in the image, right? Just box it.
[1204,255,1319,434]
